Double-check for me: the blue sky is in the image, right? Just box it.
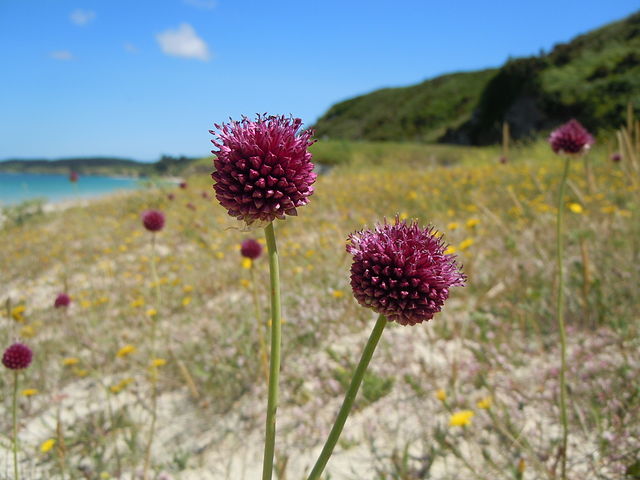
[1,1,638,161]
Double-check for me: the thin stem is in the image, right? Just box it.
[262,222,282,480]
[556,156,571,480]
[12,370,19,480]
[143,233,161,480]
[250,265,270,383]
[307,314,387,480]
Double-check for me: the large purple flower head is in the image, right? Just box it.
[548,119,594,156]
[210,115,317,226]
[2,343,33,370]
[347,218,466,326]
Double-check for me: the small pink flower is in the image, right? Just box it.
[240,239,263,259]
[142,210,165,232]
[210,115,316,226]
[54,293,71,308]
[2,343,33,370]
[548,119,594,156]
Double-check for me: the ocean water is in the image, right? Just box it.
[0,172,141,206]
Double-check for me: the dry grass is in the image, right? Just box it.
[1,139,638,480]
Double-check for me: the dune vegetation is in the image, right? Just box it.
[1,118,639,480]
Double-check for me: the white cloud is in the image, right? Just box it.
[156,23,211,62]
[70,9,96,26]
[50,50,74,61]
[124,43,140,54]
[183,0,217,9]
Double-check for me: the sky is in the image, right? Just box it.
[1,1,638,161]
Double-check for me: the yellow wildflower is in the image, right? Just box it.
[131,297,145,308]
[11,305,26,322]
[449,410,474,427]
[182,296,192,307]
[459,238,474,251]
[240,279,251,288]
[22,388,38,397]
[109,378,133,394]
[399,212,409,221]
[183,284,194,293]
[150,358,167,367]
[215,251,224,259]
[305,249,315,258]
[436,389,446,402]
[100,472,111,479]
[447,222,459,231]
[116,344,136,358]
[20,325,36,338]
[568,203,583,214]
[477,396,492,409]
[407,191,418,200]
[63,357,80,366]
[73,368,89,377]
[242,258,253,269]
[40,439,56,453]
[444,246,457,255]
[331,290,344,299]
[80,300,92,309]
[146,308,158,317]
[466,218,480,229]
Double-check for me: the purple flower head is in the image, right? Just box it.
[2,343,33,370]
[548,119,594,156]
[54,293,71,308]
[210,115,317,226]
[610,152,622,163]
[142,209,165,232]
[347,218,466,326]
[179,181,188,189]
[240,238,263,260]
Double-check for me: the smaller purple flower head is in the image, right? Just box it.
[240,238,263,260]
[210,114,317,226]
[142,209,165,232]
[2,343,33,370]
[610,152,622,163]
[347,217,466,326]
[179,181,188,189]
[54,293,71,308]
[548,119,594,156]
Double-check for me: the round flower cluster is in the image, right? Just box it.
[210,115,316,226]
[54,293,71,308]
[142,210,165,232]
[347,218,466,326]
[548,119,594,156]
[2,343,33,370]
[240,238,263,259]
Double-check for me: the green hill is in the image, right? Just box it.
[314,11,640,145]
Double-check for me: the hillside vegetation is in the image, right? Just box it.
[314,11,640,144]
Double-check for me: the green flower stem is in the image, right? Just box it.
[250,264,270,383]
[307,314,387,480]
[556,156,571,480]
[143,233,161,480]
[262,221,282,480]
[12,370,19,480]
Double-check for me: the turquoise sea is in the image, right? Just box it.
[0,172,141,206]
